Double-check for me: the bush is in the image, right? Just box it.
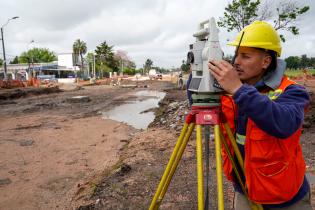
[123,68,136,75]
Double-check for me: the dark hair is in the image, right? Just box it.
[266,50,277,72]
[254,48,277,72]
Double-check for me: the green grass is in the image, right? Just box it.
[284,69,315,78]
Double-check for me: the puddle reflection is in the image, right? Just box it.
[102,90,166,129]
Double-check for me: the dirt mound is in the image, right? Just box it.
[149,89,189,132]
[0,86,62,100]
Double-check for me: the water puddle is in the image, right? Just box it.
[102,90,166,129]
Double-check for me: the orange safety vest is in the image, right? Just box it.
[220,76,306,204]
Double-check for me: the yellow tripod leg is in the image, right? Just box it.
[159,122,195,203]
[219,130,246,194]
[149,122,193,210]
[223,123,244,174]
[214,125,224,210]
[196,125,204,210]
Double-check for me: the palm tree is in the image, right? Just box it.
[144,58,153,74]
[72,39,87,71]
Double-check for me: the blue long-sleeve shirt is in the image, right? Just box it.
[232,81,310,208]
[233,83,309,138]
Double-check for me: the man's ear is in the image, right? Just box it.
[262,55,272,69]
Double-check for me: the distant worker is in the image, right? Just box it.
[186,64,193,105]
[208,21,312,209]
[178,71,184,89]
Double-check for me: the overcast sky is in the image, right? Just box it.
[1,0,314,68]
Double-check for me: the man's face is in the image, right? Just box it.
[234,47,272,85]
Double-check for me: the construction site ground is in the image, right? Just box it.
[0,78,314,210]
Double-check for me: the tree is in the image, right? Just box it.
[94,41,119,77]
[300,54,309,69]
[115,50,136,74]
[73,39,87,71]
[86,52,95,78]
[285,56,300,69]
[180,60,190,73]
[0,58,3,67]
[144,59,153,74]
[10,56,19,64]
[218,0,309,42]
[127,60,136,70]
[153,66,169,74]
[19,48,57,63]
[284,55,315,69]
[218,0,261,32]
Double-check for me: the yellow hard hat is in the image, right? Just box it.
[228,21,281,57]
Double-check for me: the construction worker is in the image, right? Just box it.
[186,64,193,105]
[208,21,312,210]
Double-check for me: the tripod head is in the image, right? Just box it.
[187,17,223,94]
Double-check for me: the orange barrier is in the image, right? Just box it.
[26,78,40,87]
[0,78,42,89]
[0,80,25,88]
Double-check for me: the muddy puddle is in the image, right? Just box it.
[102,90,166,129]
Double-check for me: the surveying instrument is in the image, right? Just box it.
[149,17,263,210]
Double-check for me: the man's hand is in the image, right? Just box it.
[208,60,242,95]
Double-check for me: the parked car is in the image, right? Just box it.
[156,73,162,80]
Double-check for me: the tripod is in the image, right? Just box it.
[149,94,263,210]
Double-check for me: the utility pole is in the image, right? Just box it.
[1,16,19,80]
[87,59,90,78]
[77,50,80,84]
[1,27,7,80]
[27,40,34,80]
[93,53,96,79]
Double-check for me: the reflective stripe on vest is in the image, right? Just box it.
[236,133,246,145]
[267,89,283,100]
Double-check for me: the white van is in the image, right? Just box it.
[148,69,157,80]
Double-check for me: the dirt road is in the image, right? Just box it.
[0,79,314,210]
[0,80,172,210]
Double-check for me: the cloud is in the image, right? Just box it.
[1,0,314,68]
